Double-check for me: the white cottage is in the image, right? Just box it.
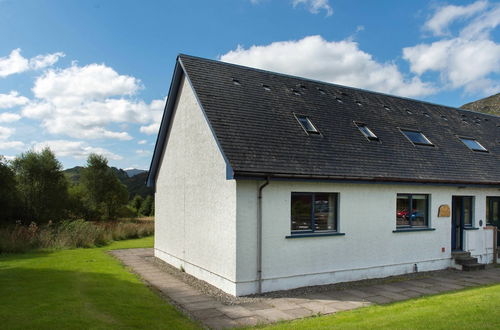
[147,55,500,296]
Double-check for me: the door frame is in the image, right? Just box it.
[487,196,500,246]
[451,196,473,251]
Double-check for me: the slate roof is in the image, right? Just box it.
[148,54,500,187]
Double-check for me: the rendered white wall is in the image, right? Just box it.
[235,181,497,295]
[154,75,238,295]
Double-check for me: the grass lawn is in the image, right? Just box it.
[2,239,500,330]
[256,284,500,330]
[0,236,200,330]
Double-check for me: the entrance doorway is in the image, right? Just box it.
[451,196,473,251]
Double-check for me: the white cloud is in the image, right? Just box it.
[0,112,21,123]
[137,139,147,144]
[404,2,500,95]
[32,140,123,160]
[292,0,333,16]
[0,49,28,78]
[0,126,23,151]
[220,35,435,97]
[424,0,488,36]
[33,63,140,100]
[23,63,163,140]
[139,122,160,135]
[0,126,14,140]
[0,91,29,109]
[0,48,64,78]
[29,52,65,70]
[135,149,151,156]
[0,140,24,150]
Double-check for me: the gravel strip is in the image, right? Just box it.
[146,256,262,305]
[147,254,459,302]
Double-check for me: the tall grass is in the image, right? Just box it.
[0,220,154,253]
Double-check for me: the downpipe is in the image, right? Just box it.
[257,176,270,294]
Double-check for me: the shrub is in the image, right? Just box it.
[0,219,154,253]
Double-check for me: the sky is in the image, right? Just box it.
[0,0,499,170]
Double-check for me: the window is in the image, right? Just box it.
[453,196,474,227]
[401,129,433,146]
[355,123,378,140]
[459,137,487,152]
[487,197,500,226]
[396,194,429,228]
[295,115,319,134]
[291,192,338,233]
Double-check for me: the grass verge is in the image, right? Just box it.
[0,236,199,329]
[255,283,500,330]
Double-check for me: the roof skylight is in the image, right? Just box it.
[401,129,433,146]
[460,138,487,152]
[356,123,378,140]
[295,115,319,135]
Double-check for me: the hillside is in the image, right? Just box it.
[460,93,500,116]
[63,166,153,199]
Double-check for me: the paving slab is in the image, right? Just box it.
[111,248,500,329]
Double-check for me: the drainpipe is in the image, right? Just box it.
[257,176,270,294]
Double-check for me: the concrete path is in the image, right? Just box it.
[111,248,500,329]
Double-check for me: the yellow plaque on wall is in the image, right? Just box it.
[438,204,450,217]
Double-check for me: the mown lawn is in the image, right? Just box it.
[0,236,200,330]
[256,283,500,330]
[2,239,500,330]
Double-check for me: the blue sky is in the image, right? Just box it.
[0,0,498,169]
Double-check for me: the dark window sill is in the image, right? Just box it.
[286,232,345,239]
[393,228,435,233]
[463,227,479,230]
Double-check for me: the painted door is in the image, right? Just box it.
[487,197,500,245]
[452,196,473,251]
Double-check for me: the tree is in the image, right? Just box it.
[0,156,20,223]
[139,195,154,217]
[129,194,144,216]
[80,154,128,220]
[11,148,69,223]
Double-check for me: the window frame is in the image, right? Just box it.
[290,192,339,235]
[355,122,379,141]
[486,196,500,226]
[294,114,320,135]
[400,129,434,147]
[458,136,488,152]
[396,193,430,229]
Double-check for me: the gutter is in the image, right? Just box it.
[257,176,270,294]
[234,171,500,188]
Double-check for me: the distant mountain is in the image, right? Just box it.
[460,93,500,116]
[124,168,147,177]
[63,166,153,199]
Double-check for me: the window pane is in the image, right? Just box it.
[463,197,473,226]
[314,193,337,231]
[492,199,500,223]
[397,195,410,226]
[460,138,487,152]
[291,194,312,231]
[297,116,318,133]
[402,130,432,145]
[357,124,378,140]
[411,195,428,227]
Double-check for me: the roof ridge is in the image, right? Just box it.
[177,53,499,119]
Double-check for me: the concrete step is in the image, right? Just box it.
[454,257,479,265]
[452,251,471,258]
[462,263,486,271]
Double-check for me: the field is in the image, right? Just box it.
[1,236,499,329]
[0,237,199,329]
